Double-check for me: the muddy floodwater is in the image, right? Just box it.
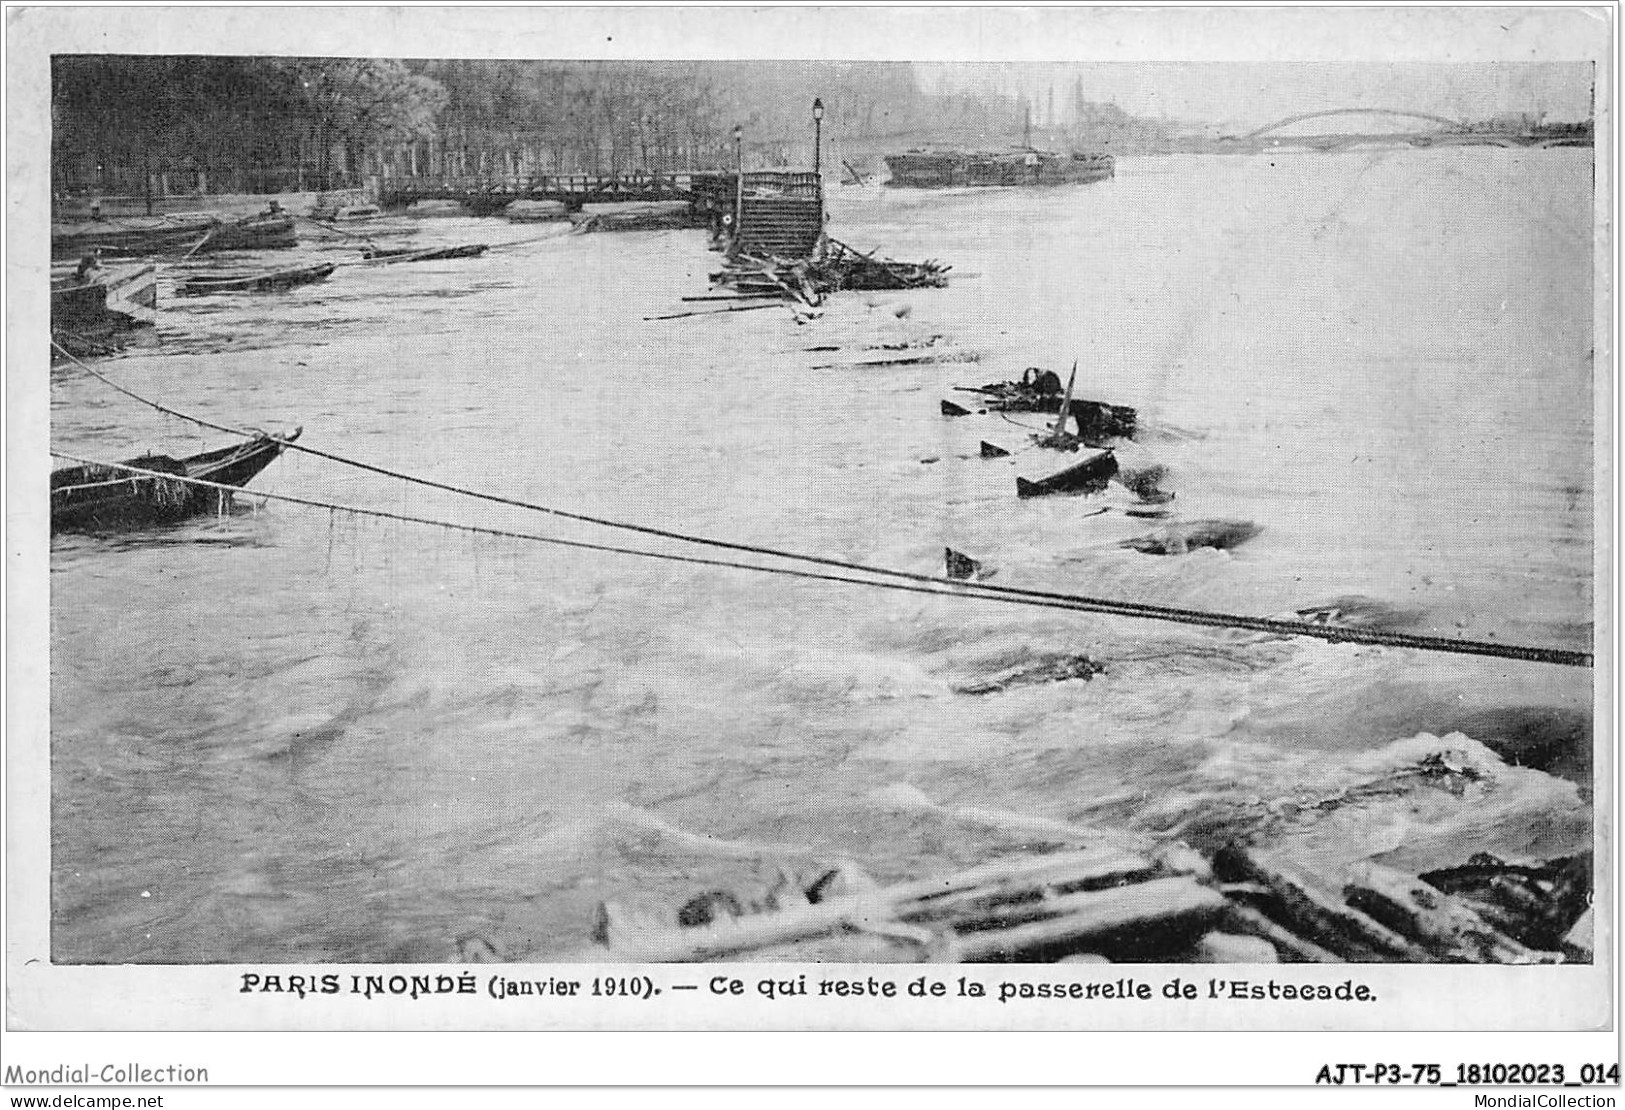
[49,148,1595,963]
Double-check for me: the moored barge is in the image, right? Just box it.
[885,147,1114,188]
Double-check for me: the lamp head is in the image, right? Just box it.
[812,98,824,121]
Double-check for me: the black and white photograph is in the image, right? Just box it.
[4,2,1615,1096]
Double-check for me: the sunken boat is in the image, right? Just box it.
[962,373,1137,435]
[52,429,301,534]
[52,260,159,358]
[52,261,158,327]
[1016,448,1119,499]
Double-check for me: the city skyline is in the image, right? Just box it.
[916,61,1596,130]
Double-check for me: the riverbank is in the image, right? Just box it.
[52,187,374,222]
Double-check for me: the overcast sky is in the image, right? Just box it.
[917,62,1596,129]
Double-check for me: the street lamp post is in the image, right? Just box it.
[812,97,824,178]
[732,124,744,245]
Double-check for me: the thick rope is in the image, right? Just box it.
[50,450,1594,669]
[49,342,1595,667]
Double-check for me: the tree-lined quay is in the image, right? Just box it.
[51,57,1162,205]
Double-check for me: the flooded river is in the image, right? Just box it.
[49,148,1596,963]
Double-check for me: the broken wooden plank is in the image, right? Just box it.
[940,875,1226,962]
[896,849,1161,927]
[1051,360,1078,438]
[599,847,1149,962]
[1213,844,1434,962]
[645,302,785,321]
[886,847,1152,908]
[1220,904,1342,963]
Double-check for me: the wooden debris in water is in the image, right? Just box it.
[646,302,786,322]
[944,547,983,580]
[1212,845,1433,962]
[1418,852,1592,952]
[820,239,951,291]
[592,846,1205,963]
[940,875,1227,963]
[583,834,1588,964]
[572,204,705,234]
[941,399,972,417]
[953,655,1104,695]
[1343,861,1558,964]
[710,240,951,305]
[1219,904,1342,963]
[1118,465,1174,504]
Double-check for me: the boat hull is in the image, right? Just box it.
[51,214,297,258]
[970,383,1138,439]
[361,244,489,262]
[1016,449,1118,499]
[51,430,301,534]
[176,263,335,295]
[51,263,159,333]
[885,150,1115,188]
[50,280,108,325]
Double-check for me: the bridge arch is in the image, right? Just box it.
[1243,108,1465,140]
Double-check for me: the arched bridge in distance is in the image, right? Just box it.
[1241,108,1467,142]
[1218,107,1565,152]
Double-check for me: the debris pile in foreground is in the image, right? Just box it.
[586,840,1592,964]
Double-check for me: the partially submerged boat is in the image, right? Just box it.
[360,243,489,263]
[175,262,335,296]
[1121,519,1260,555]
[958,372,1138,439]
[52,429,302,534]
[1016,448,1118,499]
[52,260,158,326]
[52,260,159,359]
[50,274,109,324]
[312,202,382,222]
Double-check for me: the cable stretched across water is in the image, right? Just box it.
[50,447,1594,669]
[48,340,1595,668]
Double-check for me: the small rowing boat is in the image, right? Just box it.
[360,243,490,263]
[176,262,335,296]
[52,429,302,534]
